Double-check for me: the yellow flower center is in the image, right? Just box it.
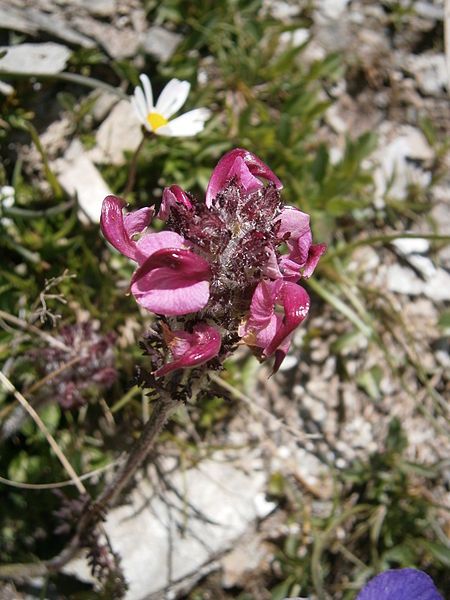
[147,112,168,131]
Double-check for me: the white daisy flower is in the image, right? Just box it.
[130,74,211,137]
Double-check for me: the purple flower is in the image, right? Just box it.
[101,149,325,376]
[33,322,117,409]
[357,569,444,600]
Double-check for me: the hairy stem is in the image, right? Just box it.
[96,393,181,508]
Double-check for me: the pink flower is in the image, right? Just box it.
[205,148,283,207]
[155,323,222,377]
[101,195,211,316]
[277,207,327,280]
[101,149,325,376]
[158,185,192,220]
[240,279,310,373]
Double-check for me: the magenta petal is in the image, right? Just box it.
[124,206,154,236]
[303,243,327,278]
[130,248,211,316]
[264,282,310,357]
[248,279,283,327]
[356,569,443,600]
[277,207,310,241]
[205,148,283,207]
[155,323,221,377]
[227,156,263,195]
[136,230,187,263]
[101,195,138,261]
[158,184,192,220]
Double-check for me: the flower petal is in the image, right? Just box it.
[277,207,311,241]
[242,280,310,370]
[264,281,310,357]
[130,95,147,127]
[155,79,191,119]
[155,323,221,377]
[356,569,444,600]
[206,148,283,207]
[135,230,187,263]
[134,85,149,119]
[124,206,154,237]
[302,243,327,278]
[139,74,154,112]
[156,108,211,137]
[158,185,192,220]
[100,195,138,261]
[130,248,211,316]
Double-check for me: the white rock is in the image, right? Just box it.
[278,354,298,371]
[415,1,444,21]
[52,141,111,223]
[141,26,183,62]
[383,263,450,301]
[372,123,434,202]
[315,0,350,20]
[78,0,116,17]
[89,99,142,166]
[279,28,310,48]
[392,237,430,255]
[264,0,299,21]
[0,79,14,95]
[407,53,447,96]
[64,451,271,599]
[0,42,71,74]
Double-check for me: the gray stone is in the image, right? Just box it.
[89,99,142,166]
[141,26,183,62]
[52,141,111,223]
[0,42,71,75]
[64,449,271,599]
[407,53,447,95]
[383,263,450,301]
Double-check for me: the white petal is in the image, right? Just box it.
[156,108,211,137]
[155,79,191,119]
[130,95,146,125]
[139,74,154,111]
[134,86,149,120]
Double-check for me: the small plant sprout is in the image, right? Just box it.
[101,148,326,377]
[130,74,211,137]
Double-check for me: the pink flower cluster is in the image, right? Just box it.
[101,149,325,376]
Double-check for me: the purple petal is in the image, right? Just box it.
[205,148,283,207]
[158,185,192,220]
[130,248,211,316]
[100,195,138,261]
[155,323,221,377]
[124,206,154,236]
[356,569,444,600]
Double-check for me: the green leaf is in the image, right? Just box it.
[312,144,329,183]
[422,541,450,567]
[437,311,450,330]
